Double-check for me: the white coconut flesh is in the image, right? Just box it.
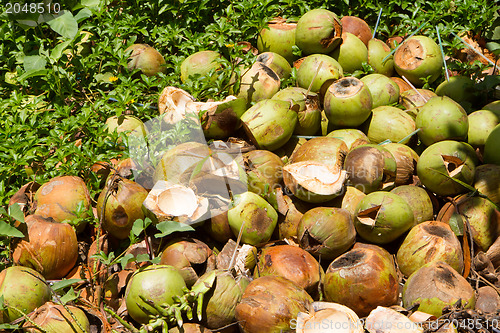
[144,181,208,223]
[233,244,257,275]
[157,185,199,216]
[441,155,465,178]
[296,302,363,333]
[285,162,346,195]
[158,87,194,118]
[357,205,381,227]
[365,306,423,333]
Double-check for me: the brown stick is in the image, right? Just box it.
[486,235,500,268]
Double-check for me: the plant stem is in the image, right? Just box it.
[451,31,497,71]
[435,26,449,82]
[372,8,383,39]
[104,306,140,333]
[401,75,428,102]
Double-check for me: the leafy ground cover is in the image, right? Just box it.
[0,0,500,332]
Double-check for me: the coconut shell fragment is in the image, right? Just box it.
[283,161,347,203]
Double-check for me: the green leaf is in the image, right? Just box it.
[47,11,78,39]
[95,72,115,83]
[59,287,79,304]
[135,253,151,262]
[18,69,50,81]
[50,40,72,61]
[23,55,47,71]
[131,219,145,236]
[0,221,24,238]
[51,279,85,291]
[486,42,500,55]
[448,212,464,236]
[119,253,135,269]
[0,324,20,330]
[155,220,195,238]
[8,203,25,224]
[74,8,93,23]
[81,0,101,7]
[16,18,40,29]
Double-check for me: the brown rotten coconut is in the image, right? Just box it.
[254,244,322,294]
[23,302,90,333]
[160,238,216,287]
[97,176,149,239]
[402,261,475,317]
[381,143,419,186]
[235,275,313,333]
[13,215,78,280]
[323,243,399,317]
[34,175,92,233]
[396,221,464,277]
[126,44,166,76]
[343,144,397,194]
[340,16,372,46]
